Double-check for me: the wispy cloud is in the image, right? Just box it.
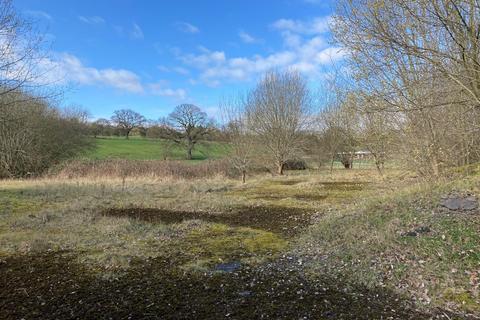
[78,15,105,25]
[271,16,331,35]
[175,21,200,34]
[24,10,52,20]
[149,82,187,100]
[130,23,144,39]
[238,31,262,44]
[158,65,190,75]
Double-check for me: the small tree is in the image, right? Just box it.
[111,109,145,139]
[167,104,210,160]
[220,95,256,183]
[246,70,310,175]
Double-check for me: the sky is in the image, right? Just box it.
[15,0,342,120]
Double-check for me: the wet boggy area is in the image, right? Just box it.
[0,252,435,320]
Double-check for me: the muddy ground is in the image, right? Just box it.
[1,206,455,319]
[102,206,314,237]
[1,251,437,320]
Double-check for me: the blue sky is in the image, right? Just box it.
[15,0,341,120]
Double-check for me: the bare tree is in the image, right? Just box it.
[0,0,63,131]
[246,70,311,175]
[320,101,358,171]
[167,104,210,160]
[0,0,58,110]
[220,94,257,183]
[333,0,480,176]
[111,109,146,139]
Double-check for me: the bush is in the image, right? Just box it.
[284,159,307,170]
[0,91,91,178]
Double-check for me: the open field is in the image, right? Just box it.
[81,136,230,161]
[1,167,479,318]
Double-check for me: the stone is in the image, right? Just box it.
[238,290,252,297]
[440,194,478,211]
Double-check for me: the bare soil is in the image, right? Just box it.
[0,252,438,320]
[102,206,315,237]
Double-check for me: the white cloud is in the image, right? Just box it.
[176,21,200,34]
[78,15,105,25]
[179,48,226,68]
[174,16,343,85]
[25,10,52,20]
[40,53,144,93]
[149,82,187,100]
[271,16,331,35]
[238,31,262,44]
[131,23,144,39]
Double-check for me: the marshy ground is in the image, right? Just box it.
[1,169,479,319]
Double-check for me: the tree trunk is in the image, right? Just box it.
[330,154,335,174]
[277,162,284,175]
[241,170,246,183]
[374,157,384,176]
[187,144,193,160]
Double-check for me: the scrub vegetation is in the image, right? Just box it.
[1,167,479,318]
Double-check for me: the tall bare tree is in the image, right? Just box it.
[333,0,480,176]
[246,70,311,175]
[111,109,146,139]
[168,104,210,160]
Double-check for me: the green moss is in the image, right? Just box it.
[178,223,288,270]
[443,289,480,312]
[0,190,41,215]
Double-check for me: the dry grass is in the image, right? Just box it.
[50,158,233,180]
[1,166,478,315]
[295,169,480,314]
[0,169,385,271]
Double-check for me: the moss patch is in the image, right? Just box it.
[177,223,287,271]
[443,289,480,312]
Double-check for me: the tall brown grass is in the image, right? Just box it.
[51,159,232,179]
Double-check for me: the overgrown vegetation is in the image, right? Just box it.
[2,0,480,318]
[1,168,478,317]
[0,92,91,178]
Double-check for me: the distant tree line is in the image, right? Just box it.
[87,106,225,160]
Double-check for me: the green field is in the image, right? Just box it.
[81,136,230,160]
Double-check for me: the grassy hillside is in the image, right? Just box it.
[81,136,230,161]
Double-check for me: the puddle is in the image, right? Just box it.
[103,205,314,237]
[214,261,241,273]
